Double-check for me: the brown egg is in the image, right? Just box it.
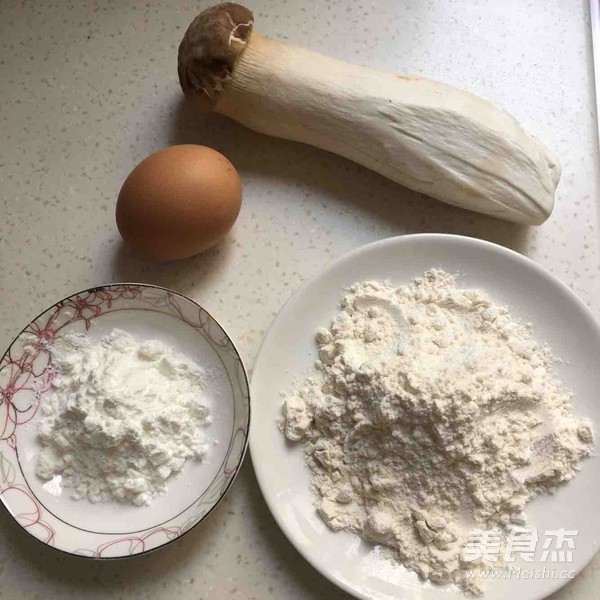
[116,145,242,260]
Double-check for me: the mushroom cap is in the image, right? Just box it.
[178,2,254,111]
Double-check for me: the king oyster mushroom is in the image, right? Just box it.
[178,2,560,224]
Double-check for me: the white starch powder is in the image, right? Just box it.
[280,269,594,595]
[36,329,214,506]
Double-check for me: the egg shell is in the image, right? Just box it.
[116,144,242,260]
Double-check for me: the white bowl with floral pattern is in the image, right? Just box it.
[0,283,250,558]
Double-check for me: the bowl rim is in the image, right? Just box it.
[0,281,251,560]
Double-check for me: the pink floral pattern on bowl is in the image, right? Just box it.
[0,284,250,558]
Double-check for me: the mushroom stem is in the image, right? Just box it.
[179,4,560,225]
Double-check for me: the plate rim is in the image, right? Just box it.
[0,281,251,560]
[249,233,600,600]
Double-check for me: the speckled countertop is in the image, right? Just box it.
[1,1,599,598]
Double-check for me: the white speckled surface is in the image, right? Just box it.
[0,1,599,598]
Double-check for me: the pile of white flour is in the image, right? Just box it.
[281,269,593,595]
[36,329,213,506]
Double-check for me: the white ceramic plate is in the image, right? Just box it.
[250,234,600,600]
[0,284,250,558]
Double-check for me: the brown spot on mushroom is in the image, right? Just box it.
[396,74,419,81]
[178,2,254,111]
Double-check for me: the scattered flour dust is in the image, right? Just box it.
[36,329,215,506]
[280,269,594,595]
